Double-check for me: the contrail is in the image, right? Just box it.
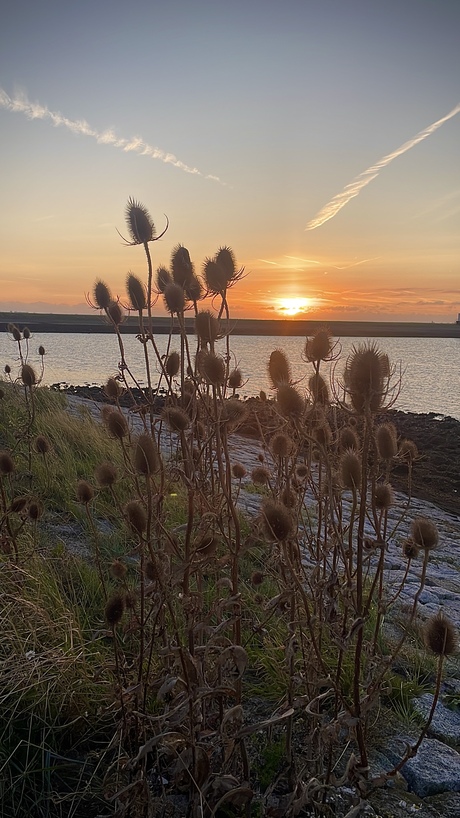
[0,88,223,183]
[306,101,460,230]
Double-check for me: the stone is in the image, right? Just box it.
[412,694,460,746]
[398,738,460,797]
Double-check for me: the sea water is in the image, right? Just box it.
[0,332,458,421]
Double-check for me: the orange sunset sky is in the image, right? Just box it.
[0,0,459,322]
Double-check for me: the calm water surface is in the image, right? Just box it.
[1,332,458,421]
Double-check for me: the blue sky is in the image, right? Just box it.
[0,0,459,320]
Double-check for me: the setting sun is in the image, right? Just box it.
[275,297,315,316]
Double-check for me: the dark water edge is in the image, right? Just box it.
[1,312,460,338]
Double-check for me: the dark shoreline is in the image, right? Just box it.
[60,384,460,517]
[1,312,460,338]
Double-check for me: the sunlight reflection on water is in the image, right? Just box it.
[0,332,458,420]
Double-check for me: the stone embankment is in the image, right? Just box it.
[64,395,460,814]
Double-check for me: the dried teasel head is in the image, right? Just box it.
[76,480,94,504]
[374,482,395,510]
[34,435,50,455]
[268,349,291,388]
[23,327,30,340]
[21,364,36,388]
[110,559,127,579]
[215,246,237,283]
[340,426,360,451]
[0,451,15,474]
[425,612,457,657]
[304,328,333,363]
[270,432,294,458]
[134,433,160,476]
[345,342,390,414]
[221,399,248,428]
[8,323,21,342]
[124,198,156,245]
[105,592,125,627]
[163,282,185,314]
[203,257,228,295]
[126,500,147,535]
[251,466,270,485]
[104,377,123,401]
[402,538,419,559]
[261,499,293,542]
[95,461,118,487]
[410,516,439,550]
[195,310,220,344]
[156,266,171,293]
[200,352,226,386]
[228,368,243,390]
[38,345,45,357]
[171,244,194,287]
[232,462,247,479]
[313,422,332,448]
[280,487,297,508]
[162,406,190,432]
[376,423,398,460]
[107,410,129,440]
[93,280,112,310]
[126,273,147,311]
[28,499,43,521]
[251,571,264,586]
[184,274,203,303]
[165,351,180,377]
[295,463,309,480]
[340,449,362,491]
[276,384,304,418]
[399,439,418,461]
[308,373,329,405]
[107,300,124,326]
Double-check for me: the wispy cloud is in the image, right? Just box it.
[306,102,460,230]
[0,88,224,183]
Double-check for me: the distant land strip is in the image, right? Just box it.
[0,312,459,339]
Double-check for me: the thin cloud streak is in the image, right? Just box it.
[0,88,224,183]
[306,102,460,230]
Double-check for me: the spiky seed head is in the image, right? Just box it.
[95,461,118,487]
[4,364,11,374]
[345,342,388,414]
[110,559,127,579]
[374,482,395,510]
[163,282,185,314]
[23,326,31,340]
[268,349,291,388]
[304,328,332,362]
[340,426,360,451]
[276,384,304,418]
[203,257,227,294]
[8,323,21,341]
[281,487,296,508]
[107,300,124,326]
[251,466,270,485]
[0,451,15,474]
[105,592,125,627]
[425,612,457,657]
[165,351,180,377]
[93,280,112,310]
[259,390,267,402]
[296,463,309,480]
[402,538,419,559]
[156,266,171,293]
[258,453,265,462]
[104,377,122,400]
[171,244,194,286]
[215,246,237,283]
[270,432,293,458]
[309,373,329,405]
[376,423,398,460]
[134,433,160,476]
[410,517,439,550]
[162,406,190,432]
[340,449,362,491]
[195,310,220,343]
[200,352,226,386]
[251,571,264,586]
[399,439,418,461]
[21,364,36,387]
[38,345,45,356]
[232,462,247,479]
[77,480,94,504]
[125,198,155,244]
[126,500,147,535]
[126,273,146,310]
[185,275,203,302]
[221,399,248,428]
[10,495,28,513]
[261,499,293,542]
[28,499,43,520]
[228,368,243,389]
[107,410,128,440]
[313,422,332,448]
[34,435,50,455]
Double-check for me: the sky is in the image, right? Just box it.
[0,0,459,322]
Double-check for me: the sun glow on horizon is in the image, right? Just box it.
[275,297,316,316]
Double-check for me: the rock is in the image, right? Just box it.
[398,738,460,797]
[412,694,460,746]
[424,791,460,817]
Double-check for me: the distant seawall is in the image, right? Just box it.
[1,313,459,338]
